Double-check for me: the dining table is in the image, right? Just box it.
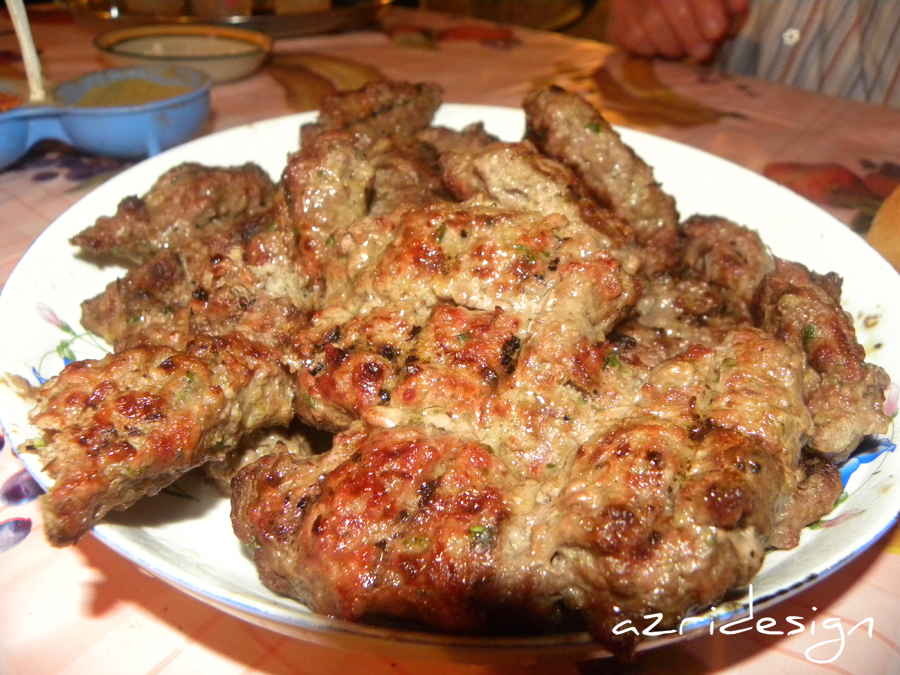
[2,3,900,674]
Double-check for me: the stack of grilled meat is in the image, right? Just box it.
[25,81,889,656]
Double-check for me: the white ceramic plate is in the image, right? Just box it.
[1,105,898,663]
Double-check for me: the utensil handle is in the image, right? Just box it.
[6,0,47,103]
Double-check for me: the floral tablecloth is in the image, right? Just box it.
[2,6,900,674]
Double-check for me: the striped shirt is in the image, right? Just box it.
[715,0,900,107]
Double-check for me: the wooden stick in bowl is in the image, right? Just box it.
[6,0,48,103]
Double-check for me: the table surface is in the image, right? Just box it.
[2,6,900,674]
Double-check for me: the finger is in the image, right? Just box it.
[613,26,658,56]
[640,0,689,59]
[688,0,731,43]
[607,0,661,55]
[658,0,712,59]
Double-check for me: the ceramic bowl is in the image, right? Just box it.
[94,24,271,83]
[0,65,211,170]
[0,80,30,170]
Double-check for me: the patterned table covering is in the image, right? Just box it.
[2,6,900,674]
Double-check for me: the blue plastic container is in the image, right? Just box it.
[0,65,212,170]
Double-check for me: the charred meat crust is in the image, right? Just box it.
[523,84,679,276]
[28,333,295,546]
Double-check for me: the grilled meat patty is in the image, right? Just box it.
[25,80,888,657]
[28,333,296,545]
[232,327,822,656]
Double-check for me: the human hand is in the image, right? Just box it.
[606,0,750,61]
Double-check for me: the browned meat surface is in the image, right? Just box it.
[441,140,634,257]
[627,214,773,352]
[312,80,442,146]
[28,333,296,546]
[680,215,776,311]
[366,136,451,216]
[232,424,524,633]
[523,85,679,275]
[553,424,788,653]
[79,165,311,353]
[348,202,637,321]
[546,327,817,646]
[416,121,499,155]
[754,259,891,459]
[30,82,478,550]
[289,200,639,473]
[201,422,326,495]
[80,222,311,354]
[70,163,277,264]
[233,328,817,656]
[80,250,193,348]
[769,451,844,549]
[283,85,454,287]
[27,79,889,657]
